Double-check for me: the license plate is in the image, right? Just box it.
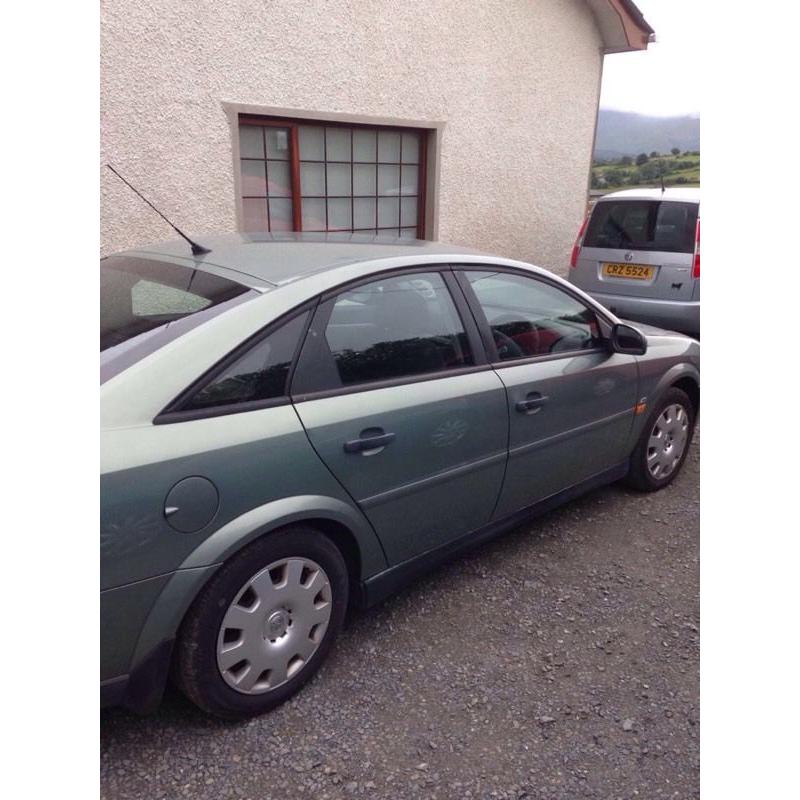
[603,263,654,280]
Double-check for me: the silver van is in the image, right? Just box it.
[568,188,699,337]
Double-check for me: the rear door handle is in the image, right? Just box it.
[515,393,548,415]
[343,429,396,454]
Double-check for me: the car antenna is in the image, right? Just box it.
[105,164,211,256]
[658,158,666,194]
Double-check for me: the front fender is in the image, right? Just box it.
[633,361,700,441]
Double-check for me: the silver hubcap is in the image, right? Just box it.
[216,557,332,695]
[646,403,690,479]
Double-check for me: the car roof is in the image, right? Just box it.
[122,232,491,288]
[596,187,700,204]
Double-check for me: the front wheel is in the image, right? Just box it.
[625,387,696,492]
[174,527,348,719]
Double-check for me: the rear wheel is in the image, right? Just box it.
[174,527,348,719]
[625,387,695,492]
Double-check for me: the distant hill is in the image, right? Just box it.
[594,110,700,160]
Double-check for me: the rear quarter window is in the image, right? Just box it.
[584,200,698,254]
[180,311,310,411]
[100,256,256,383]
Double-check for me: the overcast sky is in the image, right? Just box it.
[598,0,700,117]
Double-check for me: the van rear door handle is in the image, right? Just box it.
[343,429,396,454]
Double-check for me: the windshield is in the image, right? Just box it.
[100,256,254,381]
[583,200,698,253]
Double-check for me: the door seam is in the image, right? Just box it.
[288,403,390,565]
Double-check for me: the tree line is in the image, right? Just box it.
[591,149,700,189]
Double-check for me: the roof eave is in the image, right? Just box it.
[587,0,654,54]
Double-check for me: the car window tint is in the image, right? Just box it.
[324,272,473,386]
[583,200,698,253]
[131,281,210,316]
[101,256,250,352]
[101,256,258,384]
[465,271,600,360]
[183,311,309,410]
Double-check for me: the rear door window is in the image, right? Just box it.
[583,201,698,253]
[325,273,473,386]
[296,272,474,393]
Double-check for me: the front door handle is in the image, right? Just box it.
[515,392,549,415]
[343,428,396,454]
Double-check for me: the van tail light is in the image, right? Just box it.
[692,218,700,279]
[570,215,589,268]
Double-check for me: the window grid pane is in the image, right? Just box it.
[239,126,264,159]
[267,160,291,197]
[241,121,424,236]
[353,129,377,162]
[268,198,293,231]
[239,125,292,232]
[300,162,325,196]
[265,129,290,160]
[241,160,267,196]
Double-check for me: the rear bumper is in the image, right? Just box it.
[100,675,129,708]
[589,291,699,337]
[101,564,219,713]
[100,639,175,713]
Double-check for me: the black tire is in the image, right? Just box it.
[624,387,696,492]
[174,526,348,719]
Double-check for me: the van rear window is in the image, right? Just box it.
[583,200,698,253]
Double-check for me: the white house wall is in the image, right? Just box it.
[101,0,603,275]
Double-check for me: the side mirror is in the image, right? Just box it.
[610,322,647,355]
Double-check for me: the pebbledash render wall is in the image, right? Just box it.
[101,0,606,276]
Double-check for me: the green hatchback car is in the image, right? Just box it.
[101,233,699,718]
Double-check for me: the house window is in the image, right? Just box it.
[238,117,427,238]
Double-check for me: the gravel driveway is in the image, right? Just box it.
[101,435,699,800]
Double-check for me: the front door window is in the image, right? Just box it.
[463,271,601,360]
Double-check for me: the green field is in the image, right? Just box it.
[591,151,699,193]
